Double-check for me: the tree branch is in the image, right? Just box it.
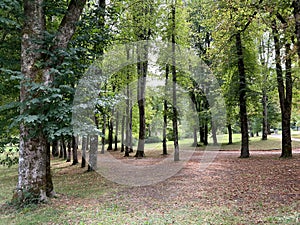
[52,0,87,51]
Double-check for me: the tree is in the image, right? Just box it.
[15,0,86,203]
[271,15,293,158]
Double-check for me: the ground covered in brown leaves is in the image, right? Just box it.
[1,149,299,224]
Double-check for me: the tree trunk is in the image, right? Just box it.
[135,70,146,158]
[46,141,54,197]
[59,140,63,158]
[135,44,148,158]
[52,140,59,157]
[114,111,119,151]
[204,121,208,146]
[121,114,125,152]
[63,139,67,160]
[16,0,86,203]
[262,90,268,140]
[293,0,300,62]
[107,115,113,150]
[81,135,87,168]
[66,140,71,162]
[171,2,179,161]
[72,135,78,165]
[227,124,233,145]
[88,134,98,171]
[235,32,249,158]
[162,64,169,155]
[101,114,106,154]
[211,120,218,145]
[272,20,293,158]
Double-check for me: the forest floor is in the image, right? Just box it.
[0,137,299,225]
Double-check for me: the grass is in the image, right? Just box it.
[0,136,299,225]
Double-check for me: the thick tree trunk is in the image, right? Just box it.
[293,0,300,61]
[16,0,86,203]
[235,32,249,158]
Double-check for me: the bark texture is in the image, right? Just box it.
[235,32,249,158]
[16,0,86,203]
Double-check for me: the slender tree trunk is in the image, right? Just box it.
[107,115,113,150]
[114,111,119,151]
[272,20,293,158]
[81,135,87,168]
[52,140,59,157]
[101,115,106,154]
[171,2,179,161]
[227,124,233,144]
[72,135,78,165]
[135,67,146,158]
[135,44,148,158]
[46,141,54,197]
[211,120,218,145]
[204,120,208,146]
[66,140,71,162]
[262,90,268,140]
[236,32,249,158]
[63,139,67,160]
[163,64,169,155]
[88,134,98,171]
[59,141,63,158]
[121,114,125,152]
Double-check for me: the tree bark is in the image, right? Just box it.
[293,0,300,61]
[272,19,293,158]
[171,2,179,161]
[66,140,71,162]
[227,124,233,145]
[211,120,218,145]
[262,90,268,140]
[16,0,86,203]
[52,140,59,157]
[72,135,78,165]
[81,135,87,168]
[101,115,106,154]
[235,32,249,158]
[162,64,169,155]
[107,115,113,150]
[88,134,98,171]
[121,114,125,152]
[114,111,119,151]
